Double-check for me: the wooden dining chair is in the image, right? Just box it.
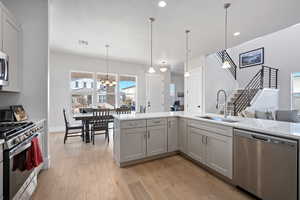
[63,109,84,144]
[90,109,111,145]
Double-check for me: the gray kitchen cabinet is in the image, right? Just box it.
[187,126,207,163]
[1,5,21,92]
[120,127,147,162]
[187,120,233,179]
[115,118,168,165]
[178,118,187,154]
[147,125,167,157]
[167,117,178,152]
[205,130,232,178]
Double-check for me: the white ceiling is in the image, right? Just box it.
[50,0,300,73]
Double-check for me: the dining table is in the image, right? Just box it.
[73,113,114,143]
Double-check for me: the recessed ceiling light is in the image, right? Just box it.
[158,1,167,8]
[233,32,241,36]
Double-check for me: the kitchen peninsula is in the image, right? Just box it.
[113,112,300,200]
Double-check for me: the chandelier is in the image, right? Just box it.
[101,44,117,86]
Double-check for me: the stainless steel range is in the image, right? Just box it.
[0,122,41,200]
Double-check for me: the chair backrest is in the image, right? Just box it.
[116,107,131,114]
[63,109,69,127]
[275,110,298,123]
[92,109,111,127]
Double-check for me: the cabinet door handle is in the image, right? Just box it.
[205,136,208,144]
[202,136,204,144]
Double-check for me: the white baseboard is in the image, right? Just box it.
[49,126,64,133]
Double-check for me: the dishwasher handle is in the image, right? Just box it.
[252,135,270,142]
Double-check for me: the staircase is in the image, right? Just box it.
[228,66,279,115]
[226,89,258,115]
[215,50,279,116]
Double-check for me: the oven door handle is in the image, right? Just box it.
[9,142,31,159]
[9,133,38,159]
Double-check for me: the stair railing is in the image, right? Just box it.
[233,65,279,115]
[216,50,237,80]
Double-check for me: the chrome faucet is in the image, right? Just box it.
[216,89,228,118]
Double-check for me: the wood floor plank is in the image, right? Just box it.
[128,181,152,200]
[32,132,255,200]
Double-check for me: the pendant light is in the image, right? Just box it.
[148,17,156,73]
[159,61,168,72]
[101,45,116,86]
[222,3,231,69]
[184,30,191,77]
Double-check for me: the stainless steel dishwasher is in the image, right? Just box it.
[234,129,298,200]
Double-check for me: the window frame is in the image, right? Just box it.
[69,71,139,117]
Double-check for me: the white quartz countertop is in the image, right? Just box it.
[113,112,300,140]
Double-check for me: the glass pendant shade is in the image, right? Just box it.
[222,60,231,69]
[160,67,168,72]
[148,67,156,73]
[184,71,190,77]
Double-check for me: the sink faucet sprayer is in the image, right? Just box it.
[216,89,228,118]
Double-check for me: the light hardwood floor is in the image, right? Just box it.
[32,132,255,200]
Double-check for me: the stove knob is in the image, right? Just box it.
[12,138,19,145]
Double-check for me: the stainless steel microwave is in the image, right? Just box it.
[0,51,9,87]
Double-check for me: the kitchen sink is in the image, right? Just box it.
[197,116,239,123]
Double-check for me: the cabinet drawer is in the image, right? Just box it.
[121,120,146,129]
[147,118,167,127]
[188,120,233,137]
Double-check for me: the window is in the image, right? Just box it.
[119,75,137,111]
[70,72,94,114]
[96,74,117,109]
[70,72,138,111]
[292,73,300,111]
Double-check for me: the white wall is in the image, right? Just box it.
[205,54,239,113]
[227,24,300,109]
[0,0,48,120]
[49,50,171,132]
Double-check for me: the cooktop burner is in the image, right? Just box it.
[0,122,34,139]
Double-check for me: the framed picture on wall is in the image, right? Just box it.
[239,47,264,68]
